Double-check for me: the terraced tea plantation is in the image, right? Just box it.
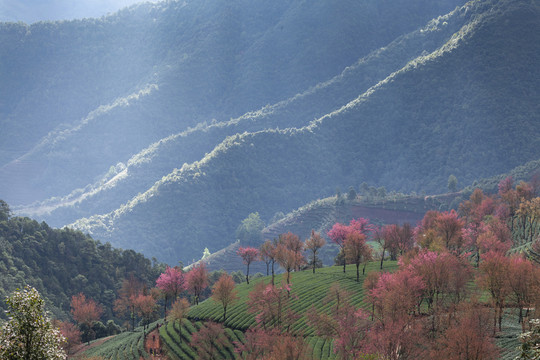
[160,318,340,360]
[160,319,244,359]
[81,326,151,359]
[187,261,398,336]
[161,262,397,360]
[82,261,524,359]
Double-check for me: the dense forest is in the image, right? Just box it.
[0,0,467,205]
[0,200,163,321]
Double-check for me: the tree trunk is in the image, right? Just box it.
[163,295,169,318]
[271,261,275,285]
[493,307,497,336]
[246,263,250,284]
[131,306,136,332]
[510,216,514,232]
[356,263,360,282]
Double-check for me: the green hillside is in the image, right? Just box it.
[81,326,152,360]
[84,262,399,360]
[186,262,399,334]
[70,0,540,265]
[0,201,163,321]
[82,261,525,359]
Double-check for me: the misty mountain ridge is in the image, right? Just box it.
[15,1,477,224]
[1,0,465,205]
[0,0,538,264]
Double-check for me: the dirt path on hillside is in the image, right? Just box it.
[144,328,166,359]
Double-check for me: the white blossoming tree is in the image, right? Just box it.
[0,286,66,360]
[517,319,540,360]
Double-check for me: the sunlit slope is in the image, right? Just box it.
[70,0,540,265]
[16,1,475,226]
[0,0,464,205]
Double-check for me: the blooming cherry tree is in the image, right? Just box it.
[237,246,259,284]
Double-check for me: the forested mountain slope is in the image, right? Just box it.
[198,159,540,273]
[69,0,539,265]
[0,201,162,321]
[16,0,478,226]
[0,0,465,206]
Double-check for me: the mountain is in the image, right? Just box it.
[68,0,539,265]
[0,0,144,23]
[1,0,538,265]
[0,201,163,321]
[0,0,465,206]
[14,0,475,226]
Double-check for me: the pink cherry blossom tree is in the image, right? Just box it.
[237,246,259,284]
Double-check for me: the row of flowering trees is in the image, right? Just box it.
[238,217,398,284]
[238,229,328,285]
[51,262,213,354]
[227,176,540,359]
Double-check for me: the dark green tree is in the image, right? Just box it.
[0,200,10,221]
[347,186,357,200]
[448,174,458,192]
[518,319,540,359]
[360,182,370,196]
[377,186,387,199]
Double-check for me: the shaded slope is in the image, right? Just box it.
[0,0,465,205]
[18,2,477,226]
[0,210,162,321]
[70,0,540,265]
[186,157,540,273]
